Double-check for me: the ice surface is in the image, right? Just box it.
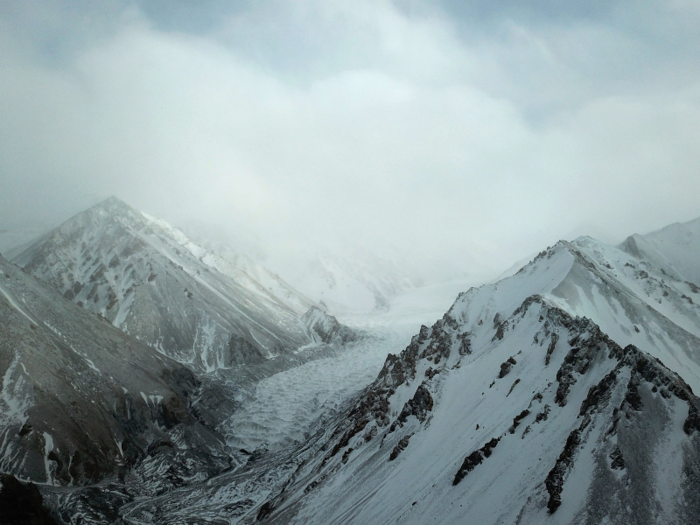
[224,329,404,452]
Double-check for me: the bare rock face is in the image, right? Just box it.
[453,437,501,485]
[396,384,434,426]
[0,254,231,491]
[498,356,517,378]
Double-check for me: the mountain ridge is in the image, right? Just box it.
[0,253,232,490]
[236,218,700,524]
[260,290,700,524]
[11,197,318,371]
[4,210,700,523]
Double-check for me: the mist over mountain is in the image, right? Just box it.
[3,1,700,285]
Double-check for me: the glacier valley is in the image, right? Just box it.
[0,199,699,524]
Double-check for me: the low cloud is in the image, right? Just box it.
[1,0,699,280]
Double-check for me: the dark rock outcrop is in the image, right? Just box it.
[453,437,501,486]
[0,475,57,525]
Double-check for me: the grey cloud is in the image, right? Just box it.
[0,0,699,282]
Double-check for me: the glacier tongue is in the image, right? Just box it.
[223,328,403,453]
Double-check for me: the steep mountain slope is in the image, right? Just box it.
[12,198,315,371]
[0,254,230,490]
[263,296,700,524]
[179,238,317,316]
[253,231,700,524]
[619,216,700,291]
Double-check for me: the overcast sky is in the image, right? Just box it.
[1,0,699,280]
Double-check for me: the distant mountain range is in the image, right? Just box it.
[1,201,700,523]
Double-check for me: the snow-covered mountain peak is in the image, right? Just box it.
[61,196,148,235]
[443,232,700,392]
[241,223,700,524]
[254,261,700,524]
[619,215,700,286]
[91,194,138,215]
[11,199,317,371]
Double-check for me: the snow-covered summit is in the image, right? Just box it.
[239,222,700,524]
[12,197,316,371]
[460,234,700,391]
[619,215,700,286]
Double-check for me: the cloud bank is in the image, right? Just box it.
[1,0,699,279]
